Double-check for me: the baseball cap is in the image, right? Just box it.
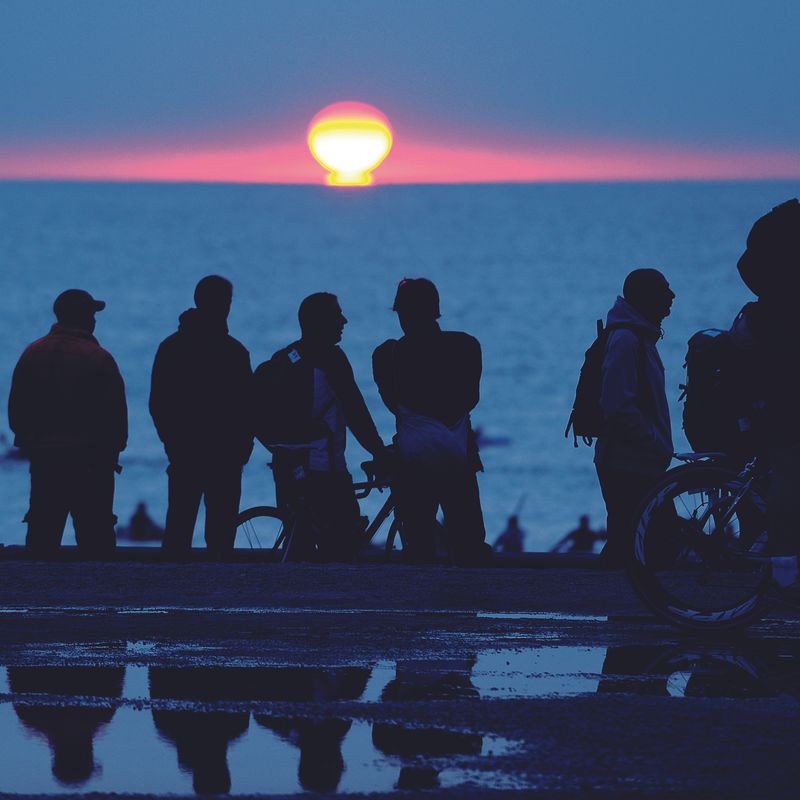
[53,289,106,320]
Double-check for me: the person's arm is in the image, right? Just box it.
[8,353,33,447]
[104,355,128,455]
[329,349,384,456]
[463,335,482,413]
[599,331,655,448]
[148,341,176,450]
[372,340,398,415]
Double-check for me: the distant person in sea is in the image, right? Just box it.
[373,278,488,565]
[494,514,524,553]
[551,514,606,554]
[149,276,253,557]
[8,289,127,556]
[252,292,389,560]
[735,199,800,596]
[118,501,164,542]
[595,269,675,567]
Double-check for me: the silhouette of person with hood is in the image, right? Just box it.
[8,666,124,786]
[372,278,487,564]
[736,199,800,593]
[149,275,253,556]
[595,269,675,566]
[253,292,388,560]
[8,289,127,556]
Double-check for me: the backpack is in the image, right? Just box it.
[680,304,764,454]
[252,347,307,448]
[564,320,644,447]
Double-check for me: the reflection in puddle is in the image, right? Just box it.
[2,638,799,794]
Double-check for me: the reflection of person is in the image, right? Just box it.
[494,514,524,553]
[551,515,606,554]
[253,666,371,793]
[594,269,675,567]
[372,657,481,789]
[8,289,127,555]
[149,276,253,556]
[149,667,250,795]
[8,666,124,786]
[253,293,387,560]
[373,279,487,565]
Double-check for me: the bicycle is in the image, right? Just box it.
[628,451,775,631]
[235,460,401,561]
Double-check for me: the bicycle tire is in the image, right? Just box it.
[628,462,770,632]
[235,505,290,558]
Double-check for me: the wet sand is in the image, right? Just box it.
[1,558,799,797]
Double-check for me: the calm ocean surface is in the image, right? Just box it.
[0,180,796,550]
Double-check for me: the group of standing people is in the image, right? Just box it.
[7,276,488,564]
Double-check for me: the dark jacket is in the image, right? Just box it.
[149,308,253,465]
[594,297,673,473]
[253,339,383,473]
[8,324,127,456]
[372,324,481,426]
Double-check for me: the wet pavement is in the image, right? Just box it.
[1,563,800,796]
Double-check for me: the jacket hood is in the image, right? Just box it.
[606,297,661,339]
[177,308,229,337]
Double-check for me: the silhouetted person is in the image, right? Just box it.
[8,289,127,556]
[373,278,487,564]
[150,275,253,556]
[149,667,250,794]
[737,199,800,592]
[551,514,606,554]
[494,514,525,553]
[120,501,163,541]
[595,269,675,567]
[253,292,387,560]
[8,666,124,786]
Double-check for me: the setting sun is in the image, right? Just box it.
[308,102,393,186]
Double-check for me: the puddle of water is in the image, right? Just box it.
[477,612,608,622]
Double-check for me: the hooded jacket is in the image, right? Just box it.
[594,297,673,473]
[149,308,253,465]
[8,324,127,455]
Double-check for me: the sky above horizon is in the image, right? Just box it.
[1,0,798,183]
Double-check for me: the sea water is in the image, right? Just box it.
[0,180,795,550]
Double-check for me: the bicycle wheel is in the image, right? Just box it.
[235,505,290,557]
[628,462,770,631]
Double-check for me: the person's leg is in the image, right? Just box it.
[767,445,800,587]
[440,469,488,565]
[393,467,439,563]
[25,452,70,556]
[72,456,117,556]
[305,472,361,561]
[203,463,243,554]
[163,462,203,555]
[596,464,662,566]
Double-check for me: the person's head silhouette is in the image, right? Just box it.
[299,292,347,345]
[392,278,440,335]
[737,198,800,299]
[53,289,106,334]
[622,269,674,325]
[194,275,233,321]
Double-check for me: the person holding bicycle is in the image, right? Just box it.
[372,278,488,565]
[253,292,390,561]
[737,199,800,596]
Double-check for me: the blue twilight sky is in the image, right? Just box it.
[0,0,798,153]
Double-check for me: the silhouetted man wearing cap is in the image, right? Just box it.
[594,268,675,567]
[8,289,127,555]
[737,199,800,593]
[150,276,253,556]
[373,278,487,565]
